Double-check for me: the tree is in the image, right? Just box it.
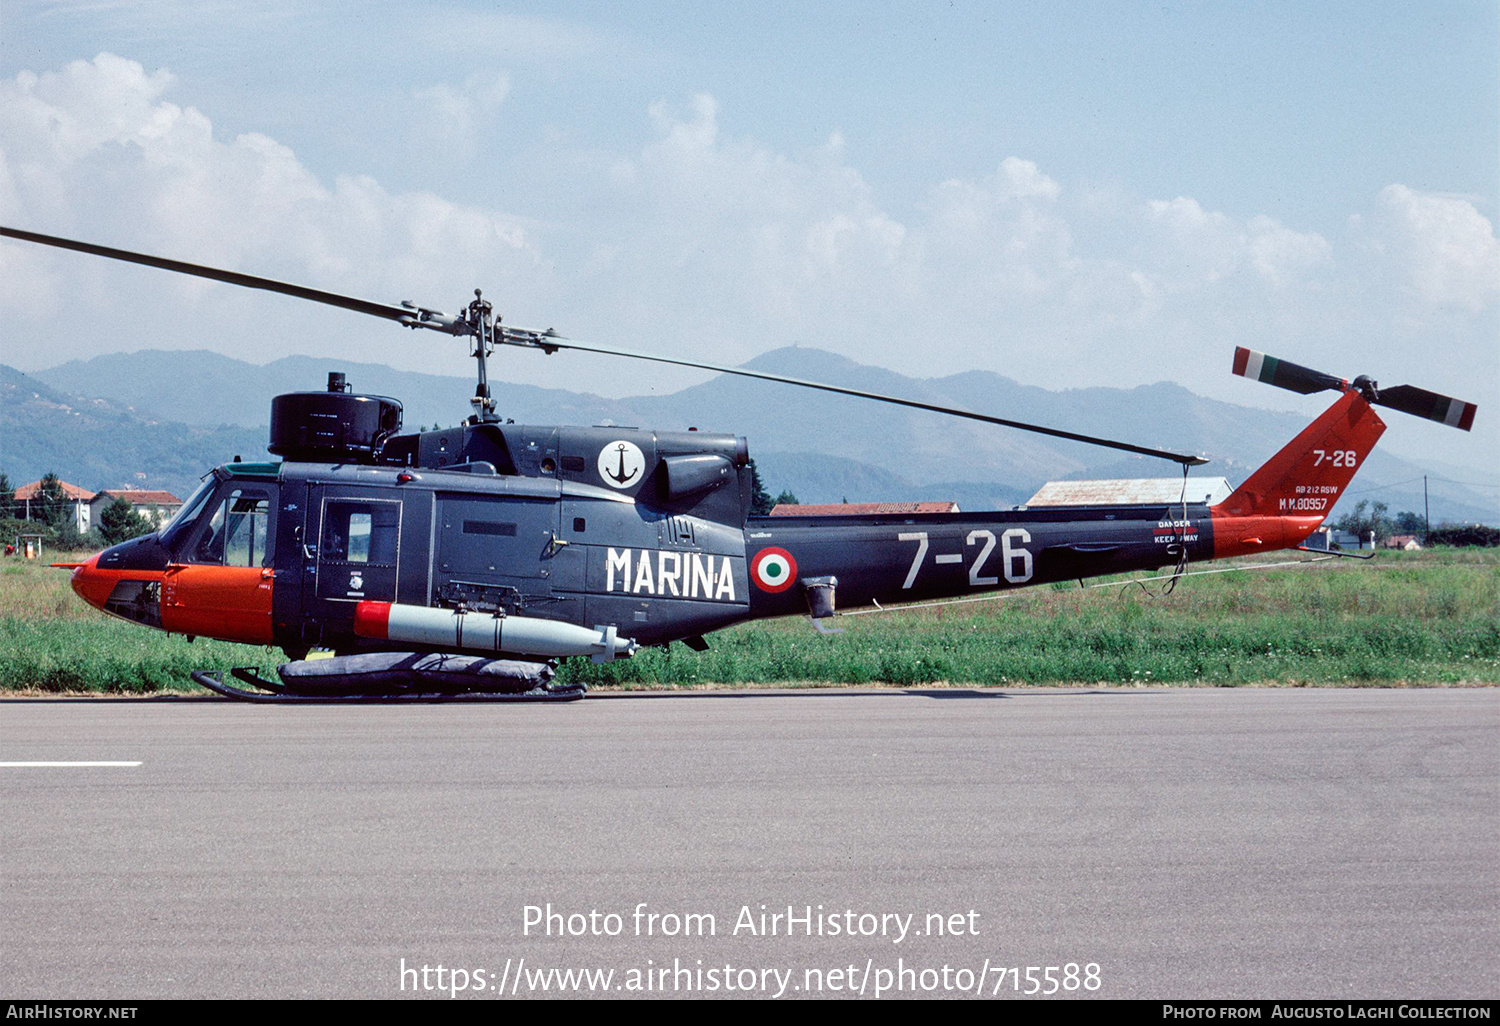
[772,489,799,507]
[747,459,774,515]
[1426,523,1500,547]
[1334,500,1392,543]
[0,472,12,519]
[99,497,153,545]
[1393,510,1426,535]
[32,473,72,529]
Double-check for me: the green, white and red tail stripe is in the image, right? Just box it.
[1374,385,1478,431]
[1231,347,1344,395]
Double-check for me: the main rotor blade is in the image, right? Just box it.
[1231,347,1344,395]
[2,224,1208,465]
[502,333,1209,466]
[0,225,418,324]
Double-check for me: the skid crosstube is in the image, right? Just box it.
[190,668,587,703]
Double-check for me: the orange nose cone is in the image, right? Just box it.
[70,553,114,611]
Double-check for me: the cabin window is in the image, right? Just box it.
[347,512,372,562]
[321,500,399,566]
[316,498,402,602]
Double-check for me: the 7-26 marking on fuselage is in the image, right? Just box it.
[898,530,1033,589]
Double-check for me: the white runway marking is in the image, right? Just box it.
[0,761,142,768]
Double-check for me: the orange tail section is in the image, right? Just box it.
[1210,390,1386,558]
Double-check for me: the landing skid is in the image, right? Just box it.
[190,668,587,703]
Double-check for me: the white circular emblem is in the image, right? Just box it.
[597,440,646,489]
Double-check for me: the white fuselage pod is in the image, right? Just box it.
[353,601,635,662]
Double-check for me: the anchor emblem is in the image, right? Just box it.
[596,439,645,490]
[607,443,637,484]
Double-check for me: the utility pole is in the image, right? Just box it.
[1423,475,1430,543]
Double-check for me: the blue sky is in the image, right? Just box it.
[1,1,1496,469]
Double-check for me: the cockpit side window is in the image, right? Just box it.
[187,485,275,567]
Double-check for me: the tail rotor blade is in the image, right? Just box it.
[1231,345,1478,431]
[1374,385,1478,431]
[1231,347,1344,395]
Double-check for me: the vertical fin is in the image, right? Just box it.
[1208,391,1386,559]
[1215,390,1386,518]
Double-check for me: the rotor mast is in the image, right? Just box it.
[400,287,501,423]
[466,289,499,423]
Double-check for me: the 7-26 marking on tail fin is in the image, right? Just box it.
[1312,450,1357,468]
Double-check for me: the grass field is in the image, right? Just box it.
[2,548,1496,693]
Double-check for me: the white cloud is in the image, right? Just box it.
[0,54,1492,464]
[647,92,721,153]
[1142,196,1245,286]
[585,92,919,335]
[996,156,1061,202]
[1136,197,1334,294]
[413,71,511,149]
[1246,215,1332,284]
[0,54,537,352]
[923,160,1073,300]
[1376,184,1500,311]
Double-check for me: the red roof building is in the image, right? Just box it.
[88,489,186,529]
[92,489,183,506]
[13,479,96,533]
[14,479,95,501]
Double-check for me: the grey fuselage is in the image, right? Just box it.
[95,419,1216,658]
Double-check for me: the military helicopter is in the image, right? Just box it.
[0,226,1479,702]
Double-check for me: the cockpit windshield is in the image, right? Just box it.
[157,477,218,549]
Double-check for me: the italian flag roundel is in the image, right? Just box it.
[750,547,798,593]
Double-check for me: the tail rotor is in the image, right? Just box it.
[1232,347,1477,431]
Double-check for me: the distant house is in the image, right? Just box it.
[1305,527,1366,551]
[89,489,185,529]
[768,501,961,516]
[1025,477,1234,507]
[14,479,95,534]
[1384,534,1422,551]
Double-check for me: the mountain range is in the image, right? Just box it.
[3,347,1493,525]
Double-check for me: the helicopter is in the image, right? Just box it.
[0,225,1479,702]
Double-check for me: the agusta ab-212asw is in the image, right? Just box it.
[0,226,1478,702]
